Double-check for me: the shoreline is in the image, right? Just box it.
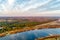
[36,35,60,40]
[0,27,60,37]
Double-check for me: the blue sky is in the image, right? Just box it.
[0,0,60,16]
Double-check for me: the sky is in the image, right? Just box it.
[0,0,60,17]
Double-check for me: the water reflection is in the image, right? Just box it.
[0,28,60,40]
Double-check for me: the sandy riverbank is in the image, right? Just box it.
[0,25,60,37]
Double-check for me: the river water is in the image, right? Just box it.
[0,28,60,40]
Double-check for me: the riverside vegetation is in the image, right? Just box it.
[0,17,58,37]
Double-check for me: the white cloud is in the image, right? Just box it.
[21,0,51,11]
[8,0,14,5]
[0,0,60,16]
[21,10,60,16]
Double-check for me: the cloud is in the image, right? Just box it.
[0,0,60,16]
[8,0,14,5]
[22,10,60,16]
[21,0,51,11]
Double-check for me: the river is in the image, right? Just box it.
[0,28,60,40]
